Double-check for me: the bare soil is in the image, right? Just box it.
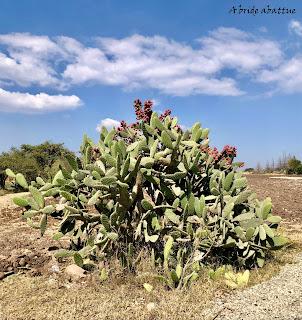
[0,198,67,279]
[246,174,302,226]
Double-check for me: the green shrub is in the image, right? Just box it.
[11,100,286,288]
[296,165,302,175]
[0,141,74,190]
[286,157,301,174]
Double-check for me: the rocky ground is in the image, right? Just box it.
[0,194,66,280]
[202,252,302,320]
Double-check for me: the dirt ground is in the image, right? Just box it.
[246,174,302,226]
[0,195,67,277]
[0,174,301,320]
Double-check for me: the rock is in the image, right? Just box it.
[28,253,36,260]
[49,264,60,273]
[19,258,26,267]
[0,272,5,280]
[64,264,86,280]
[146,302,156,312]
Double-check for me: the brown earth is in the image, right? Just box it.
[0,198,68,279]
[246,174,302,226]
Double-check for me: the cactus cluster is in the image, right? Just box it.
[9,99,286,288]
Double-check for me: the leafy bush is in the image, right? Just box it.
[11,100,286,288]
[286,157,302,175]
[296,165,302,175]
[0,141,74,189]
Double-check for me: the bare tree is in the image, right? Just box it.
[271,158,275,172]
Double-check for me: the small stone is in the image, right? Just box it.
[146,302,156,312]
[0,272,5,280]
[19,258,26,267]
[65,264,86,280]
[28,253,36,260]
[50,264,60,273]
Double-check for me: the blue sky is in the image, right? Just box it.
[0,0,302,167]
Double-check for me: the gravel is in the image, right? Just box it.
[270,176,302,180]
[202,253,302,320]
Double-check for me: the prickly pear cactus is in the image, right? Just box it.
[10,99,286,288]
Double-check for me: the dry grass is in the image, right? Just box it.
[0,271,227,320]
[0,227,301,320]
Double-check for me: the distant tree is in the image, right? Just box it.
[19,141,74,178]
[287,157,302,174]
[271,158,275,171]
[276,153,292,172]
[256,162,262,172]
[0,141,74,189]
[265,160,271,173]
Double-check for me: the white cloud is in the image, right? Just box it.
[0,27,301,100]
[0,52,59,87]
[0,88,82,113]
[0,30,283,97]
[96,118,120,132]
[151,99,160,107]
[62,30,283,96]
[63,33,246,95]
[199,27,282,73]
[0,33,59,54]
[257,57,302,93]
[289,20,302,37]
[0,33,65,88]
[253,20,302,93]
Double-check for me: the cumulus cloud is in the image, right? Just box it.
[199,27,282,72]
[257,57,302,93]
[0,33,66,88]
[0,29,286,97]
[62,32,257,95]
[0,27,302,101]
[289,20,302,37]
[252,20,302,93]
[96,118,120,132]
[0,88,82,113]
